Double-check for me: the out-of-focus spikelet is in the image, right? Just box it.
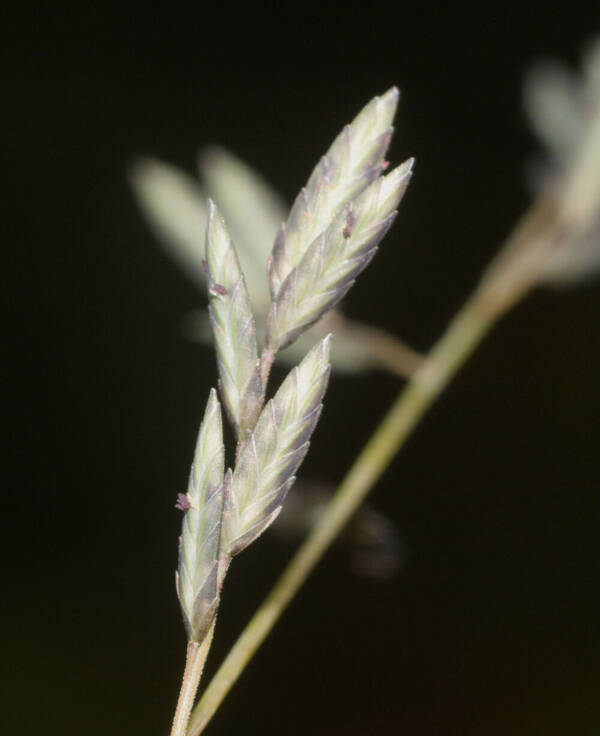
[481,38,600,304]
[527,39,600,284]
[222,337,331,557]
[128,158,209,287]
[205,201,262,438]
[176,389,225,642]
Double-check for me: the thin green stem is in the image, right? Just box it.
[187,293,507,736]
[169,623,215,736]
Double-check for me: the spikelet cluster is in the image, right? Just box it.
[130,100,419,376]
[174,89,413,642]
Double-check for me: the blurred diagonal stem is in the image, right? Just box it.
[187,276,523,735]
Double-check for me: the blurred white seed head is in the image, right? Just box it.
[480,38,600,310]
[526,38,600,285]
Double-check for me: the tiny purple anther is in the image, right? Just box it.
[343,210,355,239]
[203,259,228,295]
[210,283,228,296]
[175,493,192,511]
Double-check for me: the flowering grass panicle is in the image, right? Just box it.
[162,88,413,736]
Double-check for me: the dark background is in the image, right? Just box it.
[5,7,600,735]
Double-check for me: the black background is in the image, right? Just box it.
[5,7,600,735]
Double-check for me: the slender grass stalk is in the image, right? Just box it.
[170,621,215,736]
[186,287,512,735]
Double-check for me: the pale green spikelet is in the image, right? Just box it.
[205,200,262,438]
[268,88,400,298]
[176,389,225,642]
[221,336,331,557]
[266,160,413,351]
[199,147,287,315]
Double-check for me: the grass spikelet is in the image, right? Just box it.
[222,336,331,557]
[205,200,262,439]
[176,389,225,642]
[268,88,400,298]
[266,160,413,351]
[199,147,287,314]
